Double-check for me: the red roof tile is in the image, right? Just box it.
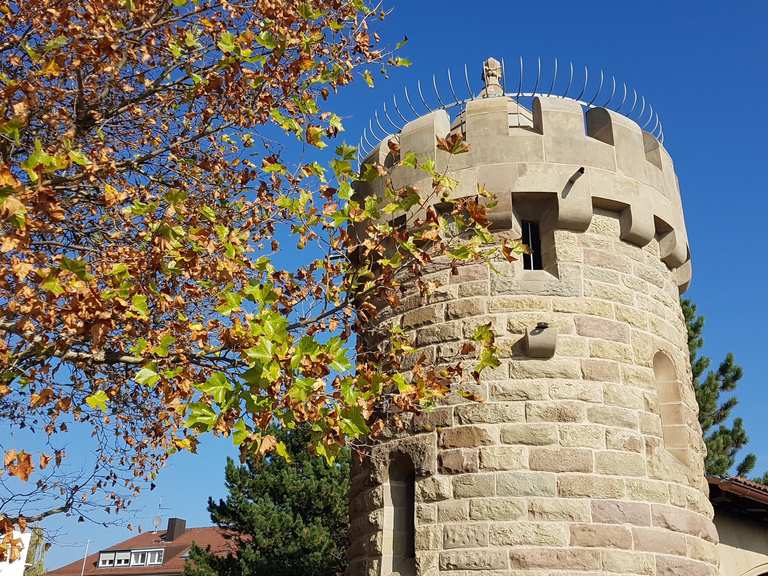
[46,527,235,576]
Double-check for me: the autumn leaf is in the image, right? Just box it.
[436,132,470,154]
[85,390,109,412]
[5,451,34,481]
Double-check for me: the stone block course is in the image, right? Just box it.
[509,358,581,379]
[479,446,528,471]
[575,315,631,343]
[439,549,508,571]
[455,402,525,424]
[469,497,527,521]
[439,449,479,474]
[443,523,489,549]
[529,447,594,473]
[508,547,601,570]
[446,297,486,319]
[501,423,558,445]
[595,450,646,477]
[651,504,718,542]
[587,405,639,430]
[527,401,588,423]
[601,549,655,574]
[497,471,557,496]
[591,500,651,526]
[632,526,687,555]
[581,358,621,382]
[490,522,570,546]
[402,304,445,329]
[569,523,633,549]
[440,426,496,449]
[559,424,605,449]
[416,322,461,346]
[452,473,496,499]
[528,497,591,522]
[492,380,549,401]
[559,474,626,499]
[437,499,470,522]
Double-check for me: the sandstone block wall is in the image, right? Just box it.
[348,93,715,575]
[348,212,717,576]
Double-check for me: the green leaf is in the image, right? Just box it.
[135,366,160,387]
[152,334,176,358]
[340,406,369,438]
[109,263,129,276]
[391,57,412,68]
[232,420,249,446]
[472,322,494,345]
[326,337,351,373]
[168,39,182,59]
[172,0,187,5]
[261,311,288,341]
[44,35,68,51]
[40,273,64,296]
[216,291,242,316]
[401,151,418,168]
[395,36,409,50]
[61,257,88,279]
[198,372,232,404]
[85,390,109,412]
[217,31,236,53]
[186,403,218,431]
[275,440,292,463]
[184,29,200,49]
[199,205,216,222]
[67,149,91,166]
[362,69,374,88]
[255,31,277,50]
[131,294,149,318]
[249,339,274,364]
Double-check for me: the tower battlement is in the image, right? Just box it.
[361,94,691,290]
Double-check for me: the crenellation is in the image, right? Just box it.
[362,94,692,290]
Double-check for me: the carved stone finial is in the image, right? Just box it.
[481,57,503,98]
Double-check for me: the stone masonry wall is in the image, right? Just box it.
[347,210,718,576]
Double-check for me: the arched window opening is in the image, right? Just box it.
[653,351,689,464]
[382,453,415,576]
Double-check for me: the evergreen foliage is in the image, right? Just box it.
[184,426,350,576]
[683,298,757,478]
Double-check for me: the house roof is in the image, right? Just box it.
[46,527,235,576]
[708,475,768,522]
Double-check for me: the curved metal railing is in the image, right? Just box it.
[357,56,664,165]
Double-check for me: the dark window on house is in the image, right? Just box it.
[522,220,543,270]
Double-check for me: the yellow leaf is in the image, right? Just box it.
[41,59,62,77]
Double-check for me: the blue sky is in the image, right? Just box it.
[43,0,768,568]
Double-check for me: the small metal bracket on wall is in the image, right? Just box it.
[525,322,557,358]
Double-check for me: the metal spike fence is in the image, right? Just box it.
[357,57,664,165]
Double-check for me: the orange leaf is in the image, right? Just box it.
[6,451,34,481]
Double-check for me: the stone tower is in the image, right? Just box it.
[348,58,718,576]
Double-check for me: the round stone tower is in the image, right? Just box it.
[348,58,718,576]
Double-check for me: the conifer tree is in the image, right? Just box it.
[683,298,756,477]
[184,426,350,576]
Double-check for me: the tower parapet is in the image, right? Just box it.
[348,58,715,576]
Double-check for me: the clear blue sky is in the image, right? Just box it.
[44,0,768,568]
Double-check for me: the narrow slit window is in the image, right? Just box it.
[383,454,416,576]
[522,220,543,270]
